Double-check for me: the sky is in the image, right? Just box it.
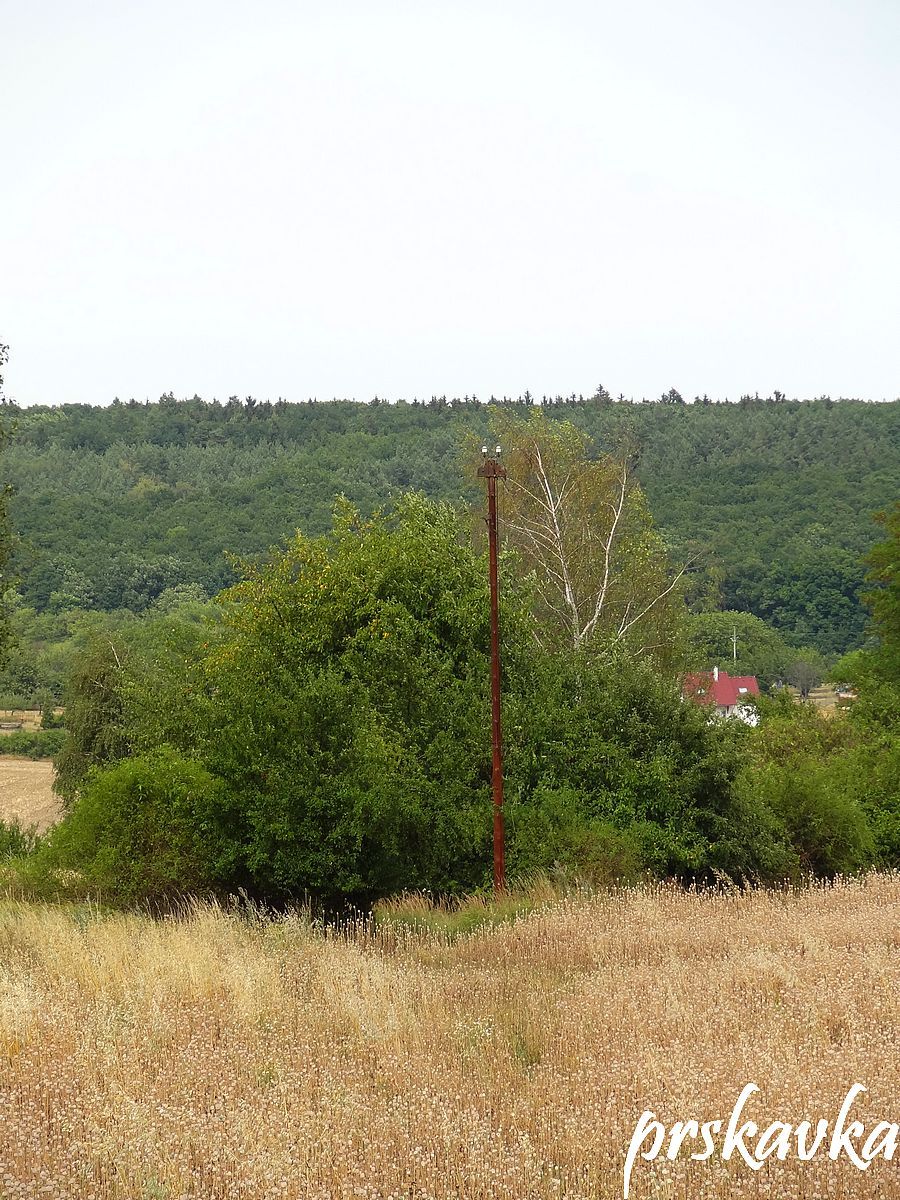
[3,0,900,406]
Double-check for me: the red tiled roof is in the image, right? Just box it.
[682,669,760,708]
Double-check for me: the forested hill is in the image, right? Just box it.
[5,395,899,655]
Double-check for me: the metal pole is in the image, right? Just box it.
[478,450,507,892]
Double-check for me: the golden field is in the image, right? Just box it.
[0,758,60,834]
[0,875,898,1200]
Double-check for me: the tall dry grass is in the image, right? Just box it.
[1,875,898,1199]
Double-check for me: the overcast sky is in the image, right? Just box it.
[3,0,899,406]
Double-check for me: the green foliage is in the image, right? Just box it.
[199,494,513,900]
[505,650,789,883]
[685,610,798,688]
[738,585,900,875]
[0,728,65,759]
[50,592,220,805]
[785,647,828,698]
[53,637,132,805]
[0,595,136,707]
[863,502,900,683]
[505,786,644,886]
[0,817,41,861]
[829,648,874,690]
[39,703,65,729]
[0,341,14,664]
[740,758,873,877]
[821,506,900,865]
[4,395,898,660]
[485,410,685,666]
[45,491,900,906]
[735,538,866,656]
[41,748,227,904]
[744,695,855,764]
[686,608,830,697]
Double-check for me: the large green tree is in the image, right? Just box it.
[49,495,518,902]
[195,494,516,899]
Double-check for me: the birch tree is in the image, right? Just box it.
[487,411,687,662]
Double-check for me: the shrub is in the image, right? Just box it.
[744,759,874,878]
[0,728,66,759]
[505,650,786,883]
[507,785,645,886]
[40,707,66,730]
[825,738,900,869]
[0,817,41,861]
[41,747,229,904]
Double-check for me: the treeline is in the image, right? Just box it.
[4,393,897,662]
[5,489,898,907]
[2,404,897,907]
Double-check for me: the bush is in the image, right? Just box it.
[740,676,899,875]
[507,785,645,886]
[0,728,66,759]
[40,707,66,730]
[41,748,229,904]
[822,736,900,869]
[743,759,873,878]
[0,817,41,861]
[505,650,787,883]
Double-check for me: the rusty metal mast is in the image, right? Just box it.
[478,445,507,892]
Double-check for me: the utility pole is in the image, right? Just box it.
[732,625,738,664]
[478,445,507,892]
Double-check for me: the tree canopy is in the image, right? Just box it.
[37,492,797,904]
[2,393,896,674]
[486,411,685,665]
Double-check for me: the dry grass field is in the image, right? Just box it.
[0,758,60,833]
[0,876,898,1200]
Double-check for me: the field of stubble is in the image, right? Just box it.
[0,758,59,834]
[0,875,898,1200]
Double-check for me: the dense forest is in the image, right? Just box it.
[3,393,897,682]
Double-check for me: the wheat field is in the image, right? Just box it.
[0,876,898,1200]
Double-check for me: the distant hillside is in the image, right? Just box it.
[4,394,898,655]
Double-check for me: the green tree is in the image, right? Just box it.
[786,648,827,699]
[53,636,132,806]
[485,410,686,665]
[44,748,227,904]
[504,648,791,882]
[864,503,900,683]
[685,610,796,688]
[195,494,534,899]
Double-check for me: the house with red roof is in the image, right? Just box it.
[682,665,760,725]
